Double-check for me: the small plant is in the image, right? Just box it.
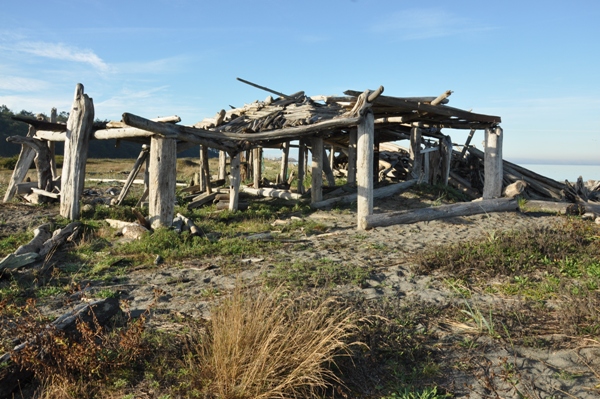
[381,386,451,399]
[188,285,357,399]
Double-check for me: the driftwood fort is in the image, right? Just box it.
[3,81,600,232]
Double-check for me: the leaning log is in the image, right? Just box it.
[39,222,81,257]
[3,125,37,202]
[115,145,149,206]
[312,179,417,209]
[5,136,53,192]
[364,198,518,228]
[60,84,94,220]
[15,224,52,255]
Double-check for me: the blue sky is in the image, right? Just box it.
[1,0,599,165]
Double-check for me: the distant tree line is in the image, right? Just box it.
[0,105,208,160]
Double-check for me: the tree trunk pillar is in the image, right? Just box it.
[279,142,289,183]
[218,150,227,180]
[60,84,94,220]
[253,147,262,189]
[297,139,306,194]
[483,126,503,199]
[347,128,357,185]
[229,153,241,211]
[440,134,453,186]
[311,136,324,203]
[410,126,422,180]
[357,109,374,230]
[148,137,177,228]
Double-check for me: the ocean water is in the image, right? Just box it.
[517,164,600,183]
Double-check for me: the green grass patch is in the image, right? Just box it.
[266,258,372,289]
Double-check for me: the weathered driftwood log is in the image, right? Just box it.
[0,298,120,398]
[187,192,218,210]
[279,142,290,183]
[312,179,417,209]
[483,127,503,199]
[311,136,324,203]
[3,125,37,202]
[229,153,241,211]
[15,224,52,255]
[116,145,149,206]
[218,151,227,180]
[176,213,201,235]
[5,136,53,192]
[242,187,303,200]
[364,198,518,228]
[148,137,177,229]
[297,140,305,194]
[440,135,452,186]
[347,128,357,185]
[322,146,337,187]
[357,108,375,230]
[60,84,94,220]
[39,222,81,257]
[410,126,422,179]
[503,180,527,198]
[0,253,39,273]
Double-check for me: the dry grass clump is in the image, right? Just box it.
[191,286,357,399]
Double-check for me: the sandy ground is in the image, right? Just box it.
[1,195,600,398]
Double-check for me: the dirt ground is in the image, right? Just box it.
[1,192,600,399]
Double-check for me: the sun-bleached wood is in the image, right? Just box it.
[5,136,53,192]
[253,147,262,188]
[242,187,303,200]
[410,126,422,180]
[347,128,357,185]
[218,151,227,180]
[279,142,289,183]
[297,139,306,194]
[440,134,452,186]
[116,145,149,206]
[483,126,503,199]
[3,125,37,202]
[311,136,324,203]
[148,137,177,228]
[229,153,241,211]
[60,84,94,220]
[357,109,375,230]
[365,198,518,228]
[312,179,417,209]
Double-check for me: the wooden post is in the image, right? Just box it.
[423,152,431,184]
[199,145,211,193]
[3,125,37,202]
[483,126,503,199]
[218,150,227,180]
[329,145,335,171]
[440,134,452,186]
[297,139,305,194]
[347,128,357,185]
[60,84,94,220]
[229,153,241,211]
[148,137,177,228]
[136,155,150,208]
[5,136,52,192]
[322,147,336,187]
[311,136,324,203]
[49,108,57,180]
[357,109,375,230]
[279,142,289,183]
[410,126,422,180]
[253,147,262,189]
[116,145,149,206]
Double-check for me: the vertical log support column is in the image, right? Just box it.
[60,84,94,220]
[229,153,241,211]
[440,134,453,186]
[311,136,324,203]
[329,145,335,171]
[148,137,177,228]
[347,128,357,185]
[483,126,503,199]
[297,140,306,194]
[253,147,262,189]
[49,108,58,180]
[218,151,227,180]
[322,147,337,187]
[199,145,211,194]
[357,109,375,231]
[410,126,422,180]
[279,142,289,183]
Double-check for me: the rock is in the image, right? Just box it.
[122,224,149,240]
[82,204,94,212]
[154,255,164,265]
